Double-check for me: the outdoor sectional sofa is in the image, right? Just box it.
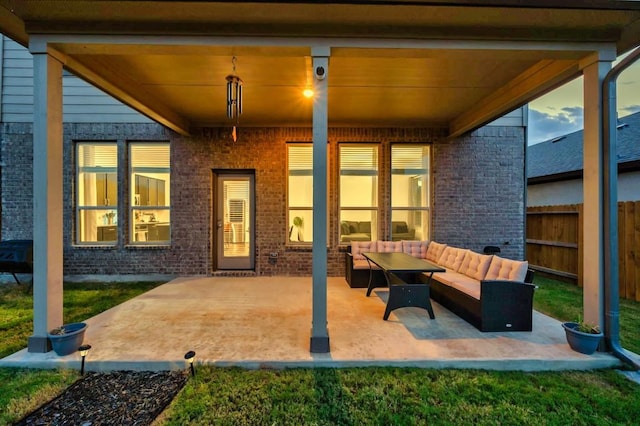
[345,240,536,332]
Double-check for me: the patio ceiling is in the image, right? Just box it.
[1,1,640,136]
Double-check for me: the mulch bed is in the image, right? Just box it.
[15,370,189,426]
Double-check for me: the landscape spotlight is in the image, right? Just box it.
[78,344,92,375]
[184,350,196,377]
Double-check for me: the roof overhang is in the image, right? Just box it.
[1,1,639,136]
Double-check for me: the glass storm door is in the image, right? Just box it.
[215,173,255,270]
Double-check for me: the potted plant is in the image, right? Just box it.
[289,216,304,242]
[562,317,603,355]
[48,322,88,356]
[104,211,116,225]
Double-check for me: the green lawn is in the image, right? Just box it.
[1,277,639,425]
[157,367,640,425]
[0,280,164,424]
[532,275,640,354]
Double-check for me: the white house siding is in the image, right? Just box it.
[618,171,640,201]
[527,171,640,207]
[527,180,583,207]
[487,107,527,128]
[1,36,152,124]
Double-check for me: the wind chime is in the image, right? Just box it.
[226,56,243,142]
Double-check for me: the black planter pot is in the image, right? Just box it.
[562,322,603,355]
[48,322,88,356]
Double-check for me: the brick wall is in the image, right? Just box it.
[1,123,34,240]
[0,122,526,276]
[432,126,526,259]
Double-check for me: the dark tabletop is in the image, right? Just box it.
[362,252,445,273]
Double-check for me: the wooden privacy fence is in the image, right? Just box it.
[526,202,640,302]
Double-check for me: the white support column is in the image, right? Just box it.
[310,46,330,353]
[27,52,64,352]
[581,53,613,328]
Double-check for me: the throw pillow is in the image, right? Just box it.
[484,256,529,282]
[438,247,468,271]
[458,251,493,280]
[377,240,403,253]
[350,241,378,260]
[426,241,447,263]
[402,240,429,258]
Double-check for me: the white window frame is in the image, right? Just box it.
[390,143,431,241]
[129,142,171,245]
[338,143,380,244]
[75,141,118,245]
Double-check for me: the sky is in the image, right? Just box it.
[527,55,640,145]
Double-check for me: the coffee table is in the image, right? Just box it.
[362,252,445,320]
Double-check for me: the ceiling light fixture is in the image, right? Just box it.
[226,56,243,142]
[303,88,314,98]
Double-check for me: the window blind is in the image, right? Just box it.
[130,143,170,169]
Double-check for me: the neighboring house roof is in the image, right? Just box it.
[527,111,640,184]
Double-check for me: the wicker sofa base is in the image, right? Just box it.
[429,278,535,332]
[345,260,385,288]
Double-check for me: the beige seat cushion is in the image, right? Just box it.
[402,240,429,258]
[426,241,447,263]
[350,241,378,260]
[438,246,469,271]
[377,240,403,253]
[458,251,493,281]
[431,270,481,300]
[484,256,529,282]
[352,259,381,270]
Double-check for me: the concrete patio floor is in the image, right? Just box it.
[0,276,623,372]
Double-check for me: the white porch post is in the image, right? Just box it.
[310,46,330,353]
[27,50,64,352]
[581,52,613,328]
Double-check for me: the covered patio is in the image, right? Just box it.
[0,1,639,363]
[0,276,622,371]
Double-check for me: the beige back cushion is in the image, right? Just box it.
[484,256,529,282]
[350,241,378,260]
[402,240,429,258]
[426,242,447,263]
[377,240,403,253]
[458,251,493,280]
[438,247,469,271]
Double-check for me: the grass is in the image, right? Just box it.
[1,277,640,425]
[532,275,640,354]
[0,368,77,425]
[0,280,164,424]
[158,367,640,425]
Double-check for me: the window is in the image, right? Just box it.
[391,144,430,241]
[287,144,313,243]
[76,142,118,244]
[339,144,379,243]
[130,143,170,244]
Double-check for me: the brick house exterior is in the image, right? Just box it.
[1,120,526,277]
[6,1,631,355]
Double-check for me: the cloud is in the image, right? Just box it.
[527,106,583,145]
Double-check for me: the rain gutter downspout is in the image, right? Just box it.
[601,46,640,370]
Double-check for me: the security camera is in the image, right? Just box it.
[314,66,326,80]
